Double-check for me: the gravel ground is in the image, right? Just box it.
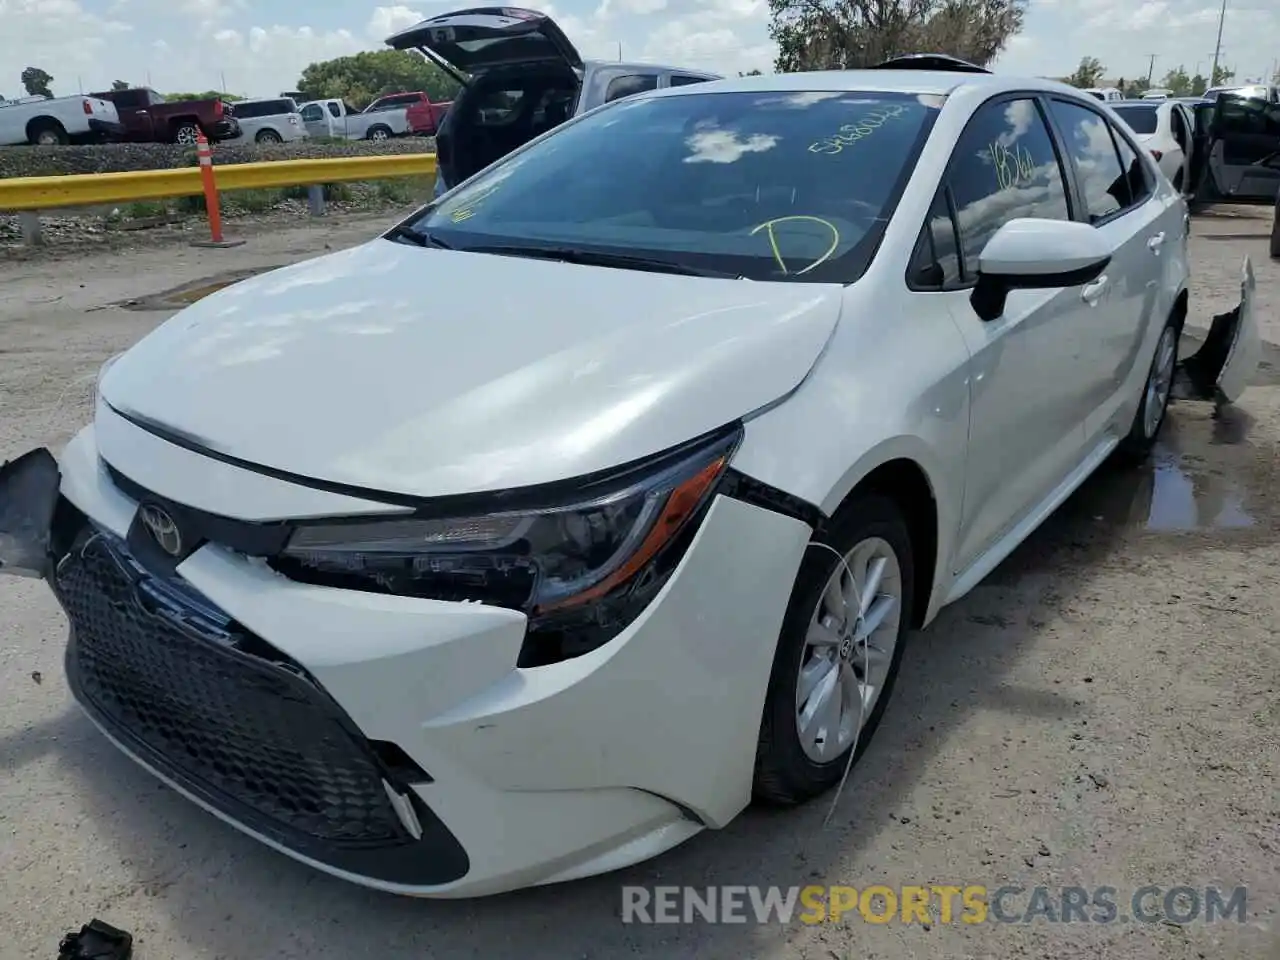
[0,209,1277,960]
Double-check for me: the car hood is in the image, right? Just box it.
[100,239,843,499]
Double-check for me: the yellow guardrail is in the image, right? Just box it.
[0,153,438,212]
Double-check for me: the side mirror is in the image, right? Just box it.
[970,218,1111,322]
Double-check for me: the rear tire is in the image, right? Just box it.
[173,123,201,145]
[29,120,68,146]
[367,125,392,142]
[255,129,283,144]
[753,494,914,806]
[1117,313,1179,462]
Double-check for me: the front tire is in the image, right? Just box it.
[1117,315,1179,462]
[367,125,392,142]
[754,494,914,806]
[255,129,282,144]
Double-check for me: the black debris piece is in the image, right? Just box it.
[57,920,133,960]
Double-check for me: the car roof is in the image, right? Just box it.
[643,69,1079,99]
[582,59,720,76]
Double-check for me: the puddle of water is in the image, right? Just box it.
[117,266,284,311]
[1064,409,1266,534]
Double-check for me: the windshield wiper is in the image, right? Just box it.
[461,244,741,279]
[386,224,452,249]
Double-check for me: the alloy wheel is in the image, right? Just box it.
[1143,325,1177,439]
[795,536,903,763]
[175,125,199,145]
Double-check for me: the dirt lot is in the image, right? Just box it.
[0,209,1277,960]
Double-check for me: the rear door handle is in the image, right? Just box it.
[1148,231,1166,252]
[1081,276,1109,305]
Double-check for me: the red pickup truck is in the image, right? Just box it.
[88,87,241,144]
[363,91,452,136]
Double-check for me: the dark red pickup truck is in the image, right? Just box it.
[363,91,452,136]
[87,87,241,144]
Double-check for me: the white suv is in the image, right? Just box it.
[226,97,308,144]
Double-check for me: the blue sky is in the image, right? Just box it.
[2,0,1277,101]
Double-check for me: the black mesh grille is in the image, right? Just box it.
[58,530,411,847]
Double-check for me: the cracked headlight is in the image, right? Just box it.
[273,424,742,664]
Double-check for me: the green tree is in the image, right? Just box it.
[297,50,461,109]
[1160,65,1192,96]
[21,66,53,97]
[111,80,130,91]
[1190,73,1208,95]
[1064,56,1106,88]
[1211,64,1235,86]
[768,0,1027,72]
[163,91,243,102]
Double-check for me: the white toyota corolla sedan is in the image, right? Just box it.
[0,56,1258,898]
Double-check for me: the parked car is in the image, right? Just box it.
[364,90,454,136]
[1109,99,1197,192]
[386,6,720,196]
[1204,84,1279,103]
[224,96,308,144]
[1083,86,1123,101]
[0,93,122,145]
[297,98,410,141]
[1141,88,1171,100]
[1194,88,1280,202]
[0,60,1259,900]
[89,87,240,144]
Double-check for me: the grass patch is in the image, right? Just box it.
[224,188,284,214]
[124,200,170,219]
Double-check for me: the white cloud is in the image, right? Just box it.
[367,4,426,41]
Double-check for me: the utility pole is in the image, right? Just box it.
[220,71,228,95]
[1209,0,1227,84]
[617,42,622,61]
[1145,54,1157,85]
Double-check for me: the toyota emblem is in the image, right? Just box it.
[139,504,183,557]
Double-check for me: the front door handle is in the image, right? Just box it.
[1081,276,1109,305]
[1148,231,1166,252]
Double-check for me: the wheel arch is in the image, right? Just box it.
[25,115,66,141]
[815,443,949,630]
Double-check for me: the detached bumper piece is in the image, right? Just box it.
[54,522,469,887]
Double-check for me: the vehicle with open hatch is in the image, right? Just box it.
[385,6,720,197]
[0,56,1258,899]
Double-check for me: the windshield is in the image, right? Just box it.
[1111,104,1159,134]
[404,89,940,283]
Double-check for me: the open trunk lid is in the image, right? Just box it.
[385,6,583,76]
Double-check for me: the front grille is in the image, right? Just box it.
[58,529,412,847]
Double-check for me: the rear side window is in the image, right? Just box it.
[474,89,526,126]
[605,74,659,103]
[328,102,342,118]
[670,74,710,87]
[236,99,293,119]
[1047,99,1130,223]
[1111,104,1159,135]
[1111,131,1152,207]
[945,97,1071,276]
[112,90,142,109]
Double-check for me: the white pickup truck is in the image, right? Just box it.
[0,94,123,146]
[297,99,410,142]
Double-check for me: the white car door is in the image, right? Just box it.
[1044,97,1174,443]
[927,95,1090,572]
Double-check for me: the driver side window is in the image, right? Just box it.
[946,97,1071,277]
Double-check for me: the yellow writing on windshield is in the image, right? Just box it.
[989,141,1037,191]
[446,183,502,223]
[750,216,840,276]
[808,105,909,155]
